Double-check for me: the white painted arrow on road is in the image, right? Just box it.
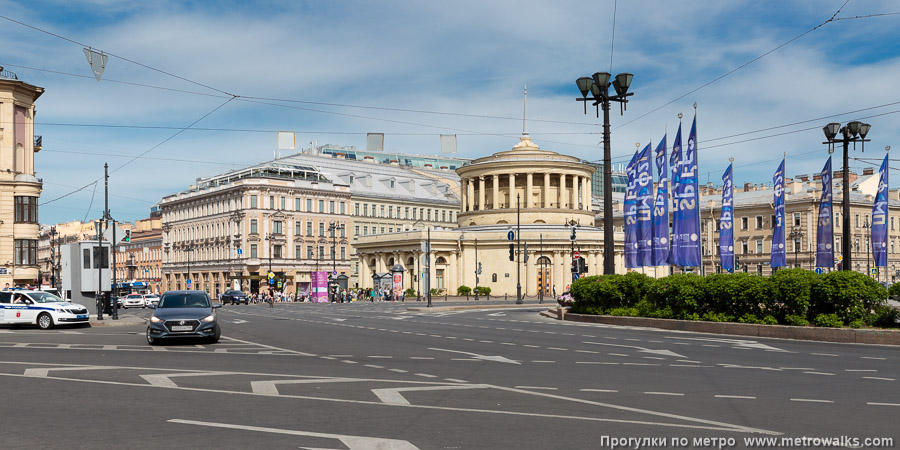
[583,342,687,359]
[429,347,521,364]
[232,319,248,324]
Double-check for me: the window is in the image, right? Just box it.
[893,217,896,231]
[855,238,859,252]
[307,245,314,259]
[340,202,345,214]
[13,239,37,266]
[388,228,393,233]
[295,246,302,259]
[319,200,325,213]
[330,246,335,260]
[340,247,346,260]
[835,212,840,227]
[771,215,776,227]
[389,206,393,218]
[250,244,258,258]
[340,226,345,238]
[756,240,763,254]
[274,245,283,258]
[295,222,301,236]
[14,196,38,223]
[306,222,313,236]
[250,195,258,208]
[405,207,409,219]
[380,205,385,217]
[412,208,416,220]
[355,203,360,215]
[330,201,335,214]
[390,180,395,189]
[856,214,860,228]
[442,210,446,222]
[250,219,258,234]
[741,241,749,255]
[318,246,325,259]
[755,216,763,229]
[355,226,360,236]
[281,197,286,210]
[319,222,325,237]
[307,199,312,212]
[741,217,748,230]
[363,226,368,235]
[363,204,368,216]
[295,198,301,211]
[380,227,385,234]
[793,212,801,226]
[428,209,432,221]
[269,196,275,209]
[273,220,283,235]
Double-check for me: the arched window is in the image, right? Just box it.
[435,256,447,265]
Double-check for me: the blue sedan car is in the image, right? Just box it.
[146,291,221,345]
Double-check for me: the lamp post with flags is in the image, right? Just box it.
[823,121,872,271]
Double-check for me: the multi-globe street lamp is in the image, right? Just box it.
[328,222,345,302]
[575,71,634,275]
[823,121,871,271]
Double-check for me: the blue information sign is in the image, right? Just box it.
[815,267,823,274]
[507,230,514,241]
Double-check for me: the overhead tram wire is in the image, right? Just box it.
[612,1,854,132]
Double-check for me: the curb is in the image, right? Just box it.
[407,303,548,312]
[559,311,900,346]
[88,317,146,327]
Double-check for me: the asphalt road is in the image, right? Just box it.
[0,301,897,449]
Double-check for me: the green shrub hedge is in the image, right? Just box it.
[569,269,892,328]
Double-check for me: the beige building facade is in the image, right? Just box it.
[0,69,43,287]
[356,135,625,297]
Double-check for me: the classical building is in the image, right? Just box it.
[0,68,43,287]
[159,161,352,296]
[114,217,162,294]
[355,135,625,297]
[612,168,900,280]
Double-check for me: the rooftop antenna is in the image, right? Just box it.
[522,84,529,137]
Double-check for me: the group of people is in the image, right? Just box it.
[237,287,407,303]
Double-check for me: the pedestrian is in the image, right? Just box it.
[552,286,557,298]
[2,283,8,290]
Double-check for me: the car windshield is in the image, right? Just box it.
[127,295,142,298]
[159,293,211,309]
[226,290,243,295]
[28,292,65,303]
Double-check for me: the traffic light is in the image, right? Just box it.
[477,262,482,275]
[570,226,576,241]
[578,257,587,274]
[508,244,515,261]
[571,258,578,273]
[124,229,131,242]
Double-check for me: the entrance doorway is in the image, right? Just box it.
[537,256,552,297]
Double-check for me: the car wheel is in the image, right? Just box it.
[146,328,158,345]
[37,313,54,330]
[208,326,220,344]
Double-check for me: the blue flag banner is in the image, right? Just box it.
[668,123,683,265]
[872,154,889,267]
[652,135,669,266]
[673,115,701,267]
[816,157,834,268]
[719,164,734,272]
[771,158,787,268]
[636,143,654,267]
[624,151,640,268]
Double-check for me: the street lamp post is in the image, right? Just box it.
[789,228,803,268]
[185,244,193,290]
[575,71,634,275]
[823,121,871,271]
[863,217,871,278]
[328,222,345,303]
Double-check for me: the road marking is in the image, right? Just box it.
[790,398,833,403]
[670,364,713,368]
[802,372,834,376]
[576,362,619,365]
[780,367,814,370]
[531,361,555,363]
[514,386,558,391]
[409,357,434,360]
[623,363,660,366]
[414,373,437,378]
[523,344,540,348]
[609,353,628,357]
[368,356,393,359]
[232,319,248,324]
[23,365,109,377]
[676,360,701,364]
[861,357,887,360]
[142,372,240,388]
[845,369,877,372]
[547,347,568,351]
[429,348,520,365]
[372,384,490,405]
[644,392,684,396]
[715,395,756,400]
[364,365,383,369]
[862,377,895,381]
[251,377,361,395]
[388,369,407,373]
[867,402,900,407]
[168,419,420,450]
[584,341,686,358]
[810,353,839,357]
[443,378,468,383]
[580,389,618,393]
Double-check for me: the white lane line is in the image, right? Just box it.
[250,378,361,395]
[803,372,834,376]
[846,369,877,372]
[609,353,628,357]
[372,384,490,405]
[702,345,719,347]
[623,363,660,366]
[478,340,494,343]
[364,365,383,369]
[715,395,756,400]
[523,345,540,348]
[23,365,110,377]
[580,389,618,393]
[867,402,900,407]
[341,360,357,364]
[645,392,684,396]
[577,362,620,365]
[319,356,337,360]
[443,378,468,383]
[790,398,833,403]
[500,343,516,346]
[862,377,895,381]
[414,373,438,378]
[329,355,352,357]
[531,361,555,363]
[810,353,839,357]
[547,347,568,351]
[409,357,434,360]
[670,364,713,368]
[861,357,887,360]
[576,350,599,354]
[780,367,814,370]
[514,386,558,391]
[368,356,393,359]
[677,360,701,364]
[388,369,407,373]
[642,357,665,360]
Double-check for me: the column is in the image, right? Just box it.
[509,173,516,207]
[543,173,551,208]
[552,251,562,295]
[449,251,458,293]
[466,178,473,212]
[525,254,536,297]
[493,174,500,209]
[586,177,593,210]
[558,174,566,209]
[526,173,533,209]
[460,178,468,212]
[581,177,589,210]
[478,176,485,211]
[571,176,578,211]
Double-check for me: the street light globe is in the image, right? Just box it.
[823,122,840,140]
[615,73,634,92]
[576,77,593,98]
[847,121,862,137]
[592,72,611,88]
[859,123,871,139]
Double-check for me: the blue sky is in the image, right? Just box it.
[2,0,899,225]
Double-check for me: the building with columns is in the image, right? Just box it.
[0,68,43,287]
[356,135,625,297]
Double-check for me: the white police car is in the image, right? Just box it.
[0,290,90,329]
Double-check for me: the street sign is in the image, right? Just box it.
[573,251,580,259]
[573,273,580,280]
[871,268,878,275]
[332,270,337,276]
[507,230,514,241]
[268,272,275,279]
[277,281,283,289]
[838,255,843,261]
[815,267,823,274]
[186,279,192,287]
[237,248,243,255]
[102,222,127,243]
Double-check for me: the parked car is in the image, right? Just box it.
[123,294,146,309]
[221,290,249,305]
[143,294,160,308]
[0,290,90,329]
[146,290,221,345]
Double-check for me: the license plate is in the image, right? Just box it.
[171,325,192,331]
[76,315,87,319]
